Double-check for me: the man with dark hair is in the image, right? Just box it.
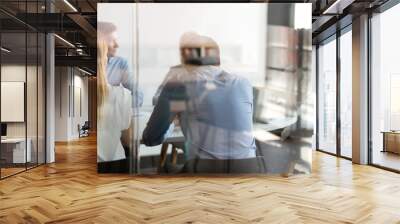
[142,33,262,174]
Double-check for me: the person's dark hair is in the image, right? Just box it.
[98,21,117,37]
[179,32,220,66]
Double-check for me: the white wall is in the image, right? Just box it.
[1,64,46,163]
[55,67,68,141]
[55,67,89,141]
[1,65,30,138]
[1,65,26,137]
[71,74,89,138]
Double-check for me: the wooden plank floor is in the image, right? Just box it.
[1,135,400,224]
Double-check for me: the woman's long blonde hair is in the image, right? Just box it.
[97,39,109,113]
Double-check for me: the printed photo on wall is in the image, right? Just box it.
[97,3,313,175]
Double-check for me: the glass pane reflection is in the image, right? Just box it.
[97,3,313,175]
[1,31,27,177]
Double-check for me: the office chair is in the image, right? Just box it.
[78,121,90,138]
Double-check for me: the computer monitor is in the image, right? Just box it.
[1,123,7,137]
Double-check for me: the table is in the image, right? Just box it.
[382,131,400,154]
[1,138,32,165]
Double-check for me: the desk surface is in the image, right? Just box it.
[1,138,27,143]
[381,131,400,134]
[138,107,297,156]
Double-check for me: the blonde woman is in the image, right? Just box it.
[97,40,132,173]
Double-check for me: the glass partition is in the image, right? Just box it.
[317,37,337,155]
[0,1,46,179]
[27,31,38,169]
[136,4,268,174]
[37,32,46,165]
[1,31,28,177]
[339,28,352,158]
[97,3,313,175]
[371,4,400,171]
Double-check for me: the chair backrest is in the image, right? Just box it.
[82,121,90,129]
